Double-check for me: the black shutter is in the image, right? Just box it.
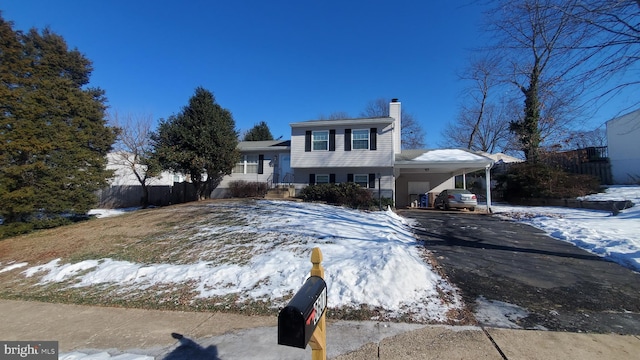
[368,173,376,188]
[329,130,336,151]
[344,129,351,151]
[370,128,377,150]
[330,174,336,183]
[347,173,354,182]
[258,154,264,174]
[309,173,315,184]
[305,131,312,152]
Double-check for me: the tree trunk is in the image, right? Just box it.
[141,184,150,208]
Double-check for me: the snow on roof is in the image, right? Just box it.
[411,149,490,162]
[478,152,523,163]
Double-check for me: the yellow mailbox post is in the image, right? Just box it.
[277,247,327,360]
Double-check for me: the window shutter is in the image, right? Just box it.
[344,129,351,151]
[329,129,336,151]
[347,174,354,182]
[330,174,336,183]
[370,128,377,150]
[305,131,312,152]
[309,173,315,184]
[368,173,376,188]
[258,154,264,174]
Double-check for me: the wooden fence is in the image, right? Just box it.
[96,181,198,208]
[540,147,612,184]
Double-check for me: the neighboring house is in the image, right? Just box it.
[106,151,181,186]
[99,152,185,207]
[606,108,640,184]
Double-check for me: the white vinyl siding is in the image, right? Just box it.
[312,131,329,151]
[290,124,394,168]
[352,129,369,150]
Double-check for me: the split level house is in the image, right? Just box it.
[217,99,496,208]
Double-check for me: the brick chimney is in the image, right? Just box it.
[390,99,401,154]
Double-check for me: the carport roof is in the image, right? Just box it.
[395,149,494,173]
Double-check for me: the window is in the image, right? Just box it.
[315,174,330,184]
[352,129,369,150]
[233,155,259,174]
[312,131,329,151]
[354,174,369,188]
[348,173,376,188]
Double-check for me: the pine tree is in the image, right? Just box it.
[243,121,274,141]
[151,87,239,199]
[0,15,117,229]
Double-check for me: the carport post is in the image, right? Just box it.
[485,165,492,213]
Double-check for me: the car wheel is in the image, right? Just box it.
[469,207,475,212]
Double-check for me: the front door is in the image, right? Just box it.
[279,154,292,184]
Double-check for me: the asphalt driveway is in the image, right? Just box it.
[399,209,640,334]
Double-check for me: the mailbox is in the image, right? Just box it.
[278,276,327,349]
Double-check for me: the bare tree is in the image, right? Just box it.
[562,0,640,106]
[483,0,596,162]
[441,99,517,154]
[443,55,514,152]
[109,112,160,207]
[360,98,426,149]
[565,127,607,149]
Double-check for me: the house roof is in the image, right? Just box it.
[237,140,291,152]
[395,149,494,173]
[290,116,394,128]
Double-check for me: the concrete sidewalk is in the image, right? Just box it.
[1,299,639,359]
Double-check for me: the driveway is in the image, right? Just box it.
[399,209,640,334]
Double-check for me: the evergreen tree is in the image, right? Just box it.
[243,121,274,141]
[151,87,239,200]
[0,15,117,229]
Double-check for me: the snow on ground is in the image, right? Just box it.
[87,207,141,218]
[2,185,639,348]
[14,201,463,323]
[492,185,640,272]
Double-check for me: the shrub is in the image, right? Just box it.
[496,162,600,201]
[228,181,268,198]
[0,222,34,239]
[299,183,376,209]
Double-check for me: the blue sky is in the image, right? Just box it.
[1,1,633,146]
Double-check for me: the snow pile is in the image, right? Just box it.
[18,201,462,322]
[493,186,640,271]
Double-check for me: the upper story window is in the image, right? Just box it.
[345,128,376,151]
[312,131,329,151]
[352,129,369,150]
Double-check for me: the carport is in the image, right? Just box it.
[394,149,495,210]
